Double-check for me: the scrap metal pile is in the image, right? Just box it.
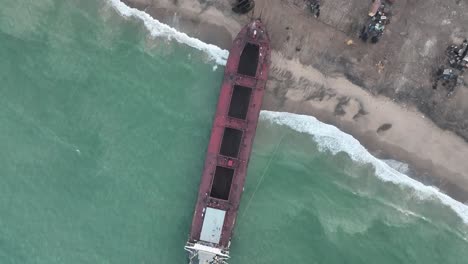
[359,0,393,43]
[433,39,468,95]
[447,39,468,70]
[307,0,321,18]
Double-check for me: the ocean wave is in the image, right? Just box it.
[260,111,468,224]
[382,159,410,175]
[107,0,468,225]
[107,0,229,65]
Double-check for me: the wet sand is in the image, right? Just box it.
[120,0,468,203]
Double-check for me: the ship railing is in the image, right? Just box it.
[184,241,230,264]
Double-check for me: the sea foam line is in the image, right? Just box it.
[108,0,468,224]
[108,0,229,65]
[260,111,468,224]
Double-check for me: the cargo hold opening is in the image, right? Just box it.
[219,127,243,158]
[228,85,252,120]
[210,166,234,200]
[237,43,259,77]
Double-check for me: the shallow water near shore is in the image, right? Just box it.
[1,0,468,263]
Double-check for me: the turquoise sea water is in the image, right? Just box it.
[1,1,467,263]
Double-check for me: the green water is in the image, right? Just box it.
[0,1,467,263]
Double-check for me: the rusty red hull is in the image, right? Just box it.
[186,20,270,256]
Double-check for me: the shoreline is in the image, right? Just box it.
[117,0,468,203]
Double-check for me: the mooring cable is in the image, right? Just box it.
[241,133,289,219]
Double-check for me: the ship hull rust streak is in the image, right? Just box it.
[185,20,270,263]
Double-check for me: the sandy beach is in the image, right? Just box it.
[119,0,468,202]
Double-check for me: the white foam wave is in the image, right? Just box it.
[260,111,468,224]
[106,0,468,225]
[382,159,410,175]
[107,0,229,65]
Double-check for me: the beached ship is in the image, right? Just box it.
[184,20,270,263]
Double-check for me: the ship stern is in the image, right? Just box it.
[184,242,230,264]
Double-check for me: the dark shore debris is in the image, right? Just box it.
[377,123,392,134]
[433,39,468,96]
[334,96,351,116]
[232,0,255,14]
[352,103,369,120]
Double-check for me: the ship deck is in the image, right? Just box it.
[185,19,270,262]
